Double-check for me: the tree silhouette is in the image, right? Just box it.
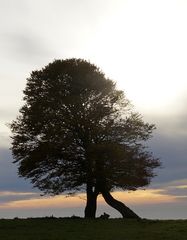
[10,59,160,218]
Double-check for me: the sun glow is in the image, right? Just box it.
[86,0,187,115]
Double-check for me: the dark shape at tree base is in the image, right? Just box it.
[101,190,141,219]
[99,212,110,219]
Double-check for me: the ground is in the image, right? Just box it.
[0,218,187,240]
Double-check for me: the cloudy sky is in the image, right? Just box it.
[1,0,187,219]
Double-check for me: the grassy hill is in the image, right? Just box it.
[0,218,187,240]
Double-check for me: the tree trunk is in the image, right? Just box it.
[101,190,140,219]
[84,185,98,218]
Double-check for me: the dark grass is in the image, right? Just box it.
[0,218,187,240]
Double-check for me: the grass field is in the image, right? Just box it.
[0,218,187,240]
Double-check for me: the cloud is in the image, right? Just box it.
[1,32,53,64]
[0,0,29,29]
[0,186,182,211]
[0,132,10,148]
[144,116,187,185]
[112,189,177,206]
[0,186,186,219]
[0,147,34,192]
[148,178,187,204]
[0,189,172,210]
[0,191,38,204]
[0,108,17,121]
[0,193,85,209]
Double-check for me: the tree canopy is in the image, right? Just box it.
[10,59,160,218]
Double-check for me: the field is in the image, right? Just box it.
[0,218,187,240]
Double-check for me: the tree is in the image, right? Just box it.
[10,59,160,219]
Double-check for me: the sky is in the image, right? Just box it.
[1,0,187,219]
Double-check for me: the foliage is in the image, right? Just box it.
[10,58,160,197]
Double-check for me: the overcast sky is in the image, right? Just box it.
[1,0,187,219]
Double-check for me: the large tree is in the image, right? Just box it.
[10,59,160,219]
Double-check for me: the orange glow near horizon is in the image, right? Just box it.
[111,190,177,205]
[0,194,85,209]
[0,188,179,210]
